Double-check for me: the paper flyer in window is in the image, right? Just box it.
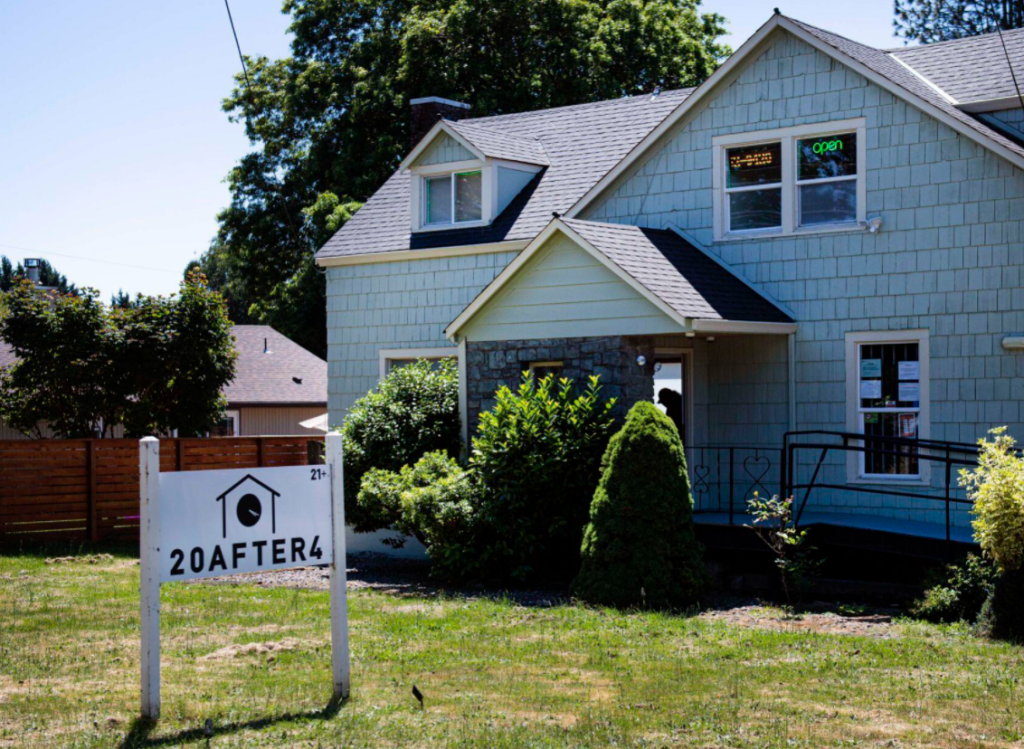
[860,380,882,399]
[860,359,882,378]
[899,413,918,438]
[898,361,920,380]
[898,382,920,402]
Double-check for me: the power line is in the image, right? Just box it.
[0,242,179,274]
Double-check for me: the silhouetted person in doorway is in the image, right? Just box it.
[657,388,684,440]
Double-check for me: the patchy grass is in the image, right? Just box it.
[2,545,1023,748]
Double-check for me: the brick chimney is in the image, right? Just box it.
[410,96,471,148]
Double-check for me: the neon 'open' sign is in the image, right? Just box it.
[811,138,844,155]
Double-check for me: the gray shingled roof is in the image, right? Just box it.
[890,27,1024,105]
[446,120,549,166]
[224,326,327,406]
[790,19,1024,163]
[562,219,793,324]
[316,89,693,259]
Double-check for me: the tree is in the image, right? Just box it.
[0,272,237,438]
[894,0,1024,43]
[199,0,729,357]
[0,256,77,295]
[572,401,708,609]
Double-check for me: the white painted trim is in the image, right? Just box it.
[139,437,161,719]
[457,338,469,448]
[412,165,492,233]
[411,158,485,176]
[843,329,931,485]
[401,121,487,171]
[958,96,1024,113]
[691,320,797,334]
[889,55,958,105]
[410,96,470,109]
[325,432,351,701]
[567,14,1024,218]
[379,347,459,379]
[225,409,240,437]
[665,223,796,321]
[315,240,528,268]
[711,119,867,241]
[444,218,692,340]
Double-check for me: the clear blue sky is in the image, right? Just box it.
[0,0,903,301]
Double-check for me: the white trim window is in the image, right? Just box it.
[845,330,930,482]
[713,119,867,240]
[379,347,459,379]
[211,409,240,438]
[424,170,483,226]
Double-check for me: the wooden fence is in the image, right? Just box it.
[0,436,324,543]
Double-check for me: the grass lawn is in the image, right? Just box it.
[2,545,1023,748]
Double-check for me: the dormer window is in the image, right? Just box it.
[425,170,483,226]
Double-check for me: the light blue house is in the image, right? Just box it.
[316,14,1024,548]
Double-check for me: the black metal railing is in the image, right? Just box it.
[781,430,984,544]
[687,431,1002,546]
[685,445,784,524]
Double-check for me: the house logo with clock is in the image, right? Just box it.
[215,474,282,539]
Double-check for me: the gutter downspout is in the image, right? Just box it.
[787,331,797,433]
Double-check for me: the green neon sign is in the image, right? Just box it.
[811,138,844,155]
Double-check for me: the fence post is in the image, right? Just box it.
[139,437,161,719]
[326,433,351,701]
[87,441,99,542]
[257,438,265,468]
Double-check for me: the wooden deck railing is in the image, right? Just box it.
[0,436,324,543]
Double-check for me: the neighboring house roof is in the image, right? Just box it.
[223,326,327,407]
[888,26,1024,106]
[316,88,693,260]
[446,218,793,339]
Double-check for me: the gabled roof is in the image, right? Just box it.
[224,326,327,407]
[316,89,693,262]
[570,14,1024,217]
[446,218,793,339]
[889,27,1024,107]
[445,120,550,166]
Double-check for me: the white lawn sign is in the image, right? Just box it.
[138,433,350,719]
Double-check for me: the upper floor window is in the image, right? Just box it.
[424,170,483,226]
[713,119,866,240]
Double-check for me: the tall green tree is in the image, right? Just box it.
[198,0,729,357]
[895,0,1024,42]
[0,273,237,438]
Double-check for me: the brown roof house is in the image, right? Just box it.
[215,325,328,437]
[0,325,328,439]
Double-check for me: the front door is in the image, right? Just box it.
[653,353,688,444]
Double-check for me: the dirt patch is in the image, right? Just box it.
[45,554,115,565]
[199,638,302,661]
[700,603,896,637]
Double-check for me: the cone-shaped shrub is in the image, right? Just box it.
[572,400,708,609]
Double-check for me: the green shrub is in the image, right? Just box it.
[911,554,996,624]
[468,372,617,581]
[342,358,461,531]
[358,451,481,582]
[572,401,708,609]
[961,427,1024,573]
[976,567,1024,642]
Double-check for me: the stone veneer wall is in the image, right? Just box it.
[465,336,656,433]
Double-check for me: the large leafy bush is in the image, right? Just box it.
[572,401,708,609]
[358,451,481,582]
[469,372,617,581]
[342,358,461,530]
[961,428,1024,573]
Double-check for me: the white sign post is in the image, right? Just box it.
[138,433,349,720]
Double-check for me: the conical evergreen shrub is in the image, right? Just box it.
[572,400,708,609]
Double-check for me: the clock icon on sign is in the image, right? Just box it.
[236,493,263,527]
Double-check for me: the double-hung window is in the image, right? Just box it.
[714,119,866,239]
[424,170,483,226]
[845,330,929,481]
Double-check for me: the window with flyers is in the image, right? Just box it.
[857,341,922,477]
